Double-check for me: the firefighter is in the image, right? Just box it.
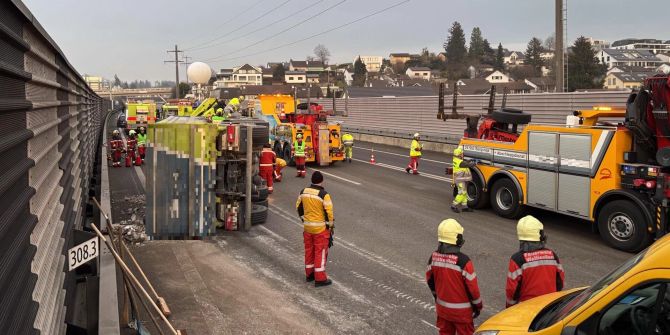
[259,143,277,193]
[406,133,422,175]
[294,133,307,178]
[274,157,287,182]
[212,108,226,122]
[426,219,482,335]
[506,215,565,307]
[296,171,334,287]
[110,130,123,167]
[451,146,476,213]
[126,130,138,167]
[342,132,354,163]
[137,126,147,161]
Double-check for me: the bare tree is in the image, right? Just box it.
[314,44,331,65]
[544,34,556,51]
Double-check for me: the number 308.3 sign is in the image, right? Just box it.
[68,237,99,271]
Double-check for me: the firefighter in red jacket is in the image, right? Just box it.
[259,143,277,193]
[426,219,482,335]
[506,215,565,307]
[125,130,138,167]
[109,130,123,167]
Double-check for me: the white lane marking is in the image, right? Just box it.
[357,146,450,165]
[309,167,362,186]
[350,270,435,312]
[352,158,453,183]
[421,319,438,329]
[256,225,288,242]
[134,166,146,190]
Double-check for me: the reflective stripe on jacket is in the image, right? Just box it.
[342,133,354,146]
[294,140,306,157]
[452,156,472,183]
[296,185,333,234]
[410,139,422,157]
[137,133,147,145]
[259,148,276,167]
[426,251,482,323]
[506,248,565,307]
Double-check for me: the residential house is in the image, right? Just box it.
[389,53,412,65]
[540,51,554,61]
[481,70,510,83]
[289,60,324,72]
[604,71,660,90]
[437,52,447,62]
[599,49,663,69]
[285,71,307,84]
[355,55,384,72]
[456,78,532,95]
[406,67,431,80]
[84,75,104,90]
[261,67,275,85]
[306,73,320,84]
[657,53,670,63]
[586,37,611,51]
[345,86,436,98]
[524,77,556,92]
[611,38,670,54]
[657,63,670,74]
[503,51,525,65]
[216,64,262,88]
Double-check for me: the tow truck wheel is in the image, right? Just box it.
[467,177,489,209]
[597,200,652,252]
[490,178,524,219]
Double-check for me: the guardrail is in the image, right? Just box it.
[1,1,108,333]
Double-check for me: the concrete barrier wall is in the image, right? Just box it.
[0,2,108,333]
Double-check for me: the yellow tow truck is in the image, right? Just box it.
[125,100,157,132]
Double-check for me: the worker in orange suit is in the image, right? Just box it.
[259,143,277,193]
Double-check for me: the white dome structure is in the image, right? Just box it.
[187,62,212,85]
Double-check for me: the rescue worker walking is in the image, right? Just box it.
[342,133,354,163]
[109,130,123,167]
[259,143,277,193]
[294,133,307,178]
[137,126,147,162]
[426,219,482,335]
[506,215,565,307]
[296,171,334,287]
[406,133,422,175]
[451,146,476,213]
[126,130,139,167]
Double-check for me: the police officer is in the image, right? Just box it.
[342,132,354,163]
[426,219,482,335]
[406,133,422,175]
[451,146,476,213]
[506,215,565,307]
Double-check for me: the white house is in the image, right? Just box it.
[599,49,663,69]
[503,51,525,65]
[216,64,262,88]
[285,71,306,84]
[611,38,670,54]
[483,70,510,83]
[355,55,383,72]
[405,67,431,80]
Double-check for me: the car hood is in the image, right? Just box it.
[477,288,584,332]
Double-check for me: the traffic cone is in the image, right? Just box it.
[370,151,376,164]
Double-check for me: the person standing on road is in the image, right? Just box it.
[137,126,147,161]
[342,132,354,163]
[259,143,277,193]
[406,133,422,175]
[293,133,307,178]
[109,130,123,167]
[426,219,482,335]
[506,215,565,307]
[296,171,334,287]
[451,146,476,213]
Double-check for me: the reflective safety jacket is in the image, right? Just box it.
[294,140,306,157]
[296,185,334,234]
[506,248,565,307]
[259,148,276,168]
[452,157,474,183]
[410,139,422,157]
[137,133,147,146]
[426,251,482,323]
[342,133,354,146]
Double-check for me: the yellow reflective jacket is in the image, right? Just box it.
[453,156,473,183]
[296,185,334,234]
[342,133,354,146]
[410,139,422,157]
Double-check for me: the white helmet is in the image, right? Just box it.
[413,132,420,139]
[113,130,120,135]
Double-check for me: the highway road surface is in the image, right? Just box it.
[109,131,632,334]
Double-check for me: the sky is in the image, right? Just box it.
[23,0,668,82]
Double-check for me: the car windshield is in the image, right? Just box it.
[530,249,648,330]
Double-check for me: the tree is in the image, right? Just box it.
[524,37,544,77]
[481,39,495,65]
[352,57,367,87]
[314,44,331,65]
[272,65,285,82]
[544,34,555,51]
[494,43,505,71]
[306,55,316,62]
[113,74,121,87]
[567,36,607,92]
[468,27,485,63]
[444,21,468,79]
[178,82,191,98]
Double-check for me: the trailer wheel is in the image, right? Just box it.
[251,204,268,225]
[490,178,525,219]
[467,176,489,209]
[597,200,652,252]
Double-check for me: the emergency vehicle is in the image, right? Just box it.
[162,99,193,117]
[458,76,670,252]
[125,100,157,132]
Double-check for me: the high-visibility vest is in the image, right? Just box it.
[137,133,147,145]
[342,133,354,146]
[410,139,422,157]
[294,140,306,157]
[453,156,472,182]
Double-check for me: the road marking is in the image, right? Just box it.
[421,319,438,329]
[256,225,288,242]
[352,158,453,183]
[308,167,362,186]
[357,146,450,165]
[350,271,435,312]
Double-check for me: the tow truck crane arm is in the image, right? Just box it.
[190,97,218,117]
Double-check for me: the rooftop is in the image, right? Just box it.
[612,38,670,47]
[290,60,324,68]
[610,71,660,82]
[602,48,662,61]
[407,67,431,71]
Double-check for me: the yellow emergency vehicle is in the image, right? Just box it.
[162,99,193,117]
[474,233,670,335]
[126,100,157,132]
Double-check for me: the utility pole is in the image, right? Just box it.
[164,45,184,98]
[182,55,192,85]
[555,0,564,92]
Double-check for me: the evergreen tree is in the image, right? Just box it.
[568,36,607,91]
[444,21,468,79]
[494,43,505,71]
[113,74,121,87]
[352,57,367,87]
[481,39,495,65]
[272,65,285,82]
[468,27,485,62]
[524,37,544,76]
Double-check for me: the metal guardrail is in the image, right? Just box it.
[0,1,108,333]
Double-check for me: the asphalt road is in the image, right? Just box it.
[112,138,633,334]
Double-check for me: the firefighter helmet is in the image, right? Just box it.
[216,108,223,115]
[113,130,119,135]
[139,126,145,132]
[453,146,464,157]
[517,215,546,242]
[296,133,303,139]
[238,95,245,101]
[437,219,465,246]
[413,132,420,139]
[129,130,136,136]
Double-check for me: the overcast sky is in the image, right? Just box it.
[23,0,667,82]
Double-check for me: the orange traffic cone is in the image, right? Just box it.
[370,151,376,164]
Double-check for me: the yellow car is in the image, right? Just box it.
[475,235,670,335]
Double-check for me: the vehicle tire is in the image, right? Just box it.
[597,200,653,252]
[467,176,489,209]
[491,108,532,124]
[253,199,268,207]
[251,204,268,225]
[489,178,525,219]
[252,186,269,202]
